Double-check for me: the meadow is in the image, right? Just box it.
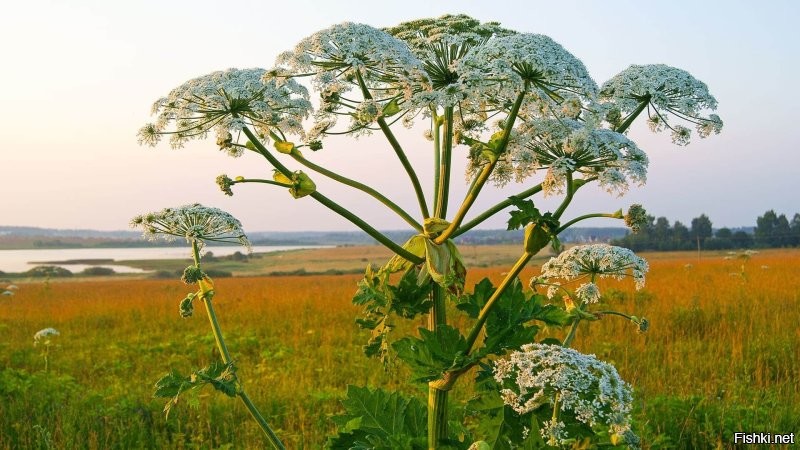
[0,246,798,449]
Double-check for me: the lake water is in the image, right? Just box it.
[0,245,324,274]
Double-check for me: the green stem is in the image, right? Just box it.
[615,97,650,134]
[377,117,431,219]
[435,107,454,219]
[464,251,534,354]
[427,386,449,449]
[432,112,442,213]
[239,391,286,449]
[288,150,422,232]
[556,212,622,234]
[436,89,527,244]
[354,71,430,218]
[240,127,423,264]
[234,178,293,188]
[426,270,448,446]
[453,184,543,238]
[552,172,575,220]
[562,316,581,348]
[190,240,285,450]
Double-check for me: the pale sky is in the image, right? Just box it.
[2,0,798,233]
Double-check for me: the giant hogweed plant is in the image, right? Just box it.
[137,15,721,449]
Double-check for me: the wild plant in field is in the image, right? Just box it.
[138,14,721,448]
[33,327,59,372]
[131,204,286,449]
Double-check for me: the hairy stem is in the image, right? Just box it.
[191,240,285,450]
[427,386,449,450]
[432,112,442,212]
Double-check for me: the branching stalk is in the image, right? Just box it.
[289,150,422,232]
[190,240,286,450]
[240,126,423,264]
[436,89,528,244]
[354,71,430,218]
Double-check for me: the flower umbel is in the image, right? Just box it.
[131,204,250,251]
[34,328,60,346]
[541,244,648,288]
[138,68,311,150]
[494,343,638,448]
[600,64,723,144]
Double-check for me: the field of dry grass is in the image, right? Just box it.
[0,246,798,448]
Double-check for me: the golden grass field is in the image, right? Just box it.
[0,246,798,449]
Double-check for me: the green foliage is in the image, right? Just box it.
[153,361,239,418]
[393,325,470,383]
[353,266,433,361]
[326,386,427,449]
[466,368,544,449]
[506,197,558,232]
[457,278,569,359]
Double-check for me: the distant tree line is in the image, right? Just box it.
[612,210,800,252]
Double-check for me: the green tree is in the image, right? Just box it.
[691,214,713,244]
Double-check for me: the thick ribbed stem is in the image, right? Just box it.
[435,107,454,218]
[427,386,449,450]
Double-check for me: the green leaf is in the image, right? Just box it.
[480,280,539,357]
[506,197,541,230]
[327,386,426,449]
[152,361,238,419]
[392,325,470,383]
[388,269,433,319]
[382,98,401,117]
[456,278,496,319]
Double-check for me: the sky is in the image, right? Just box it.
[2,0,799,233]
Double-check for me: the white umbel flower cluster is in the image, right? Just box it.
[509,119,648,195]
[34,328,60,346]
[538,244,648,303]
[458,34,598,113]
[138,68,311,151]
[600,64,722,145]
[276,23,426,134]
[494,343,639,448]
[131,204,250,251]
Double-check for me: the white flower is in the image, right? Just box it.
[34,328,60,346]
[600,64,722,143]
[494,343,638,447]
[539,244,648,292]
[138,68,311,151]
[509,118,649,193]
[575,282,601,304]
[131,204,250,251]
[458,33,598,114]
